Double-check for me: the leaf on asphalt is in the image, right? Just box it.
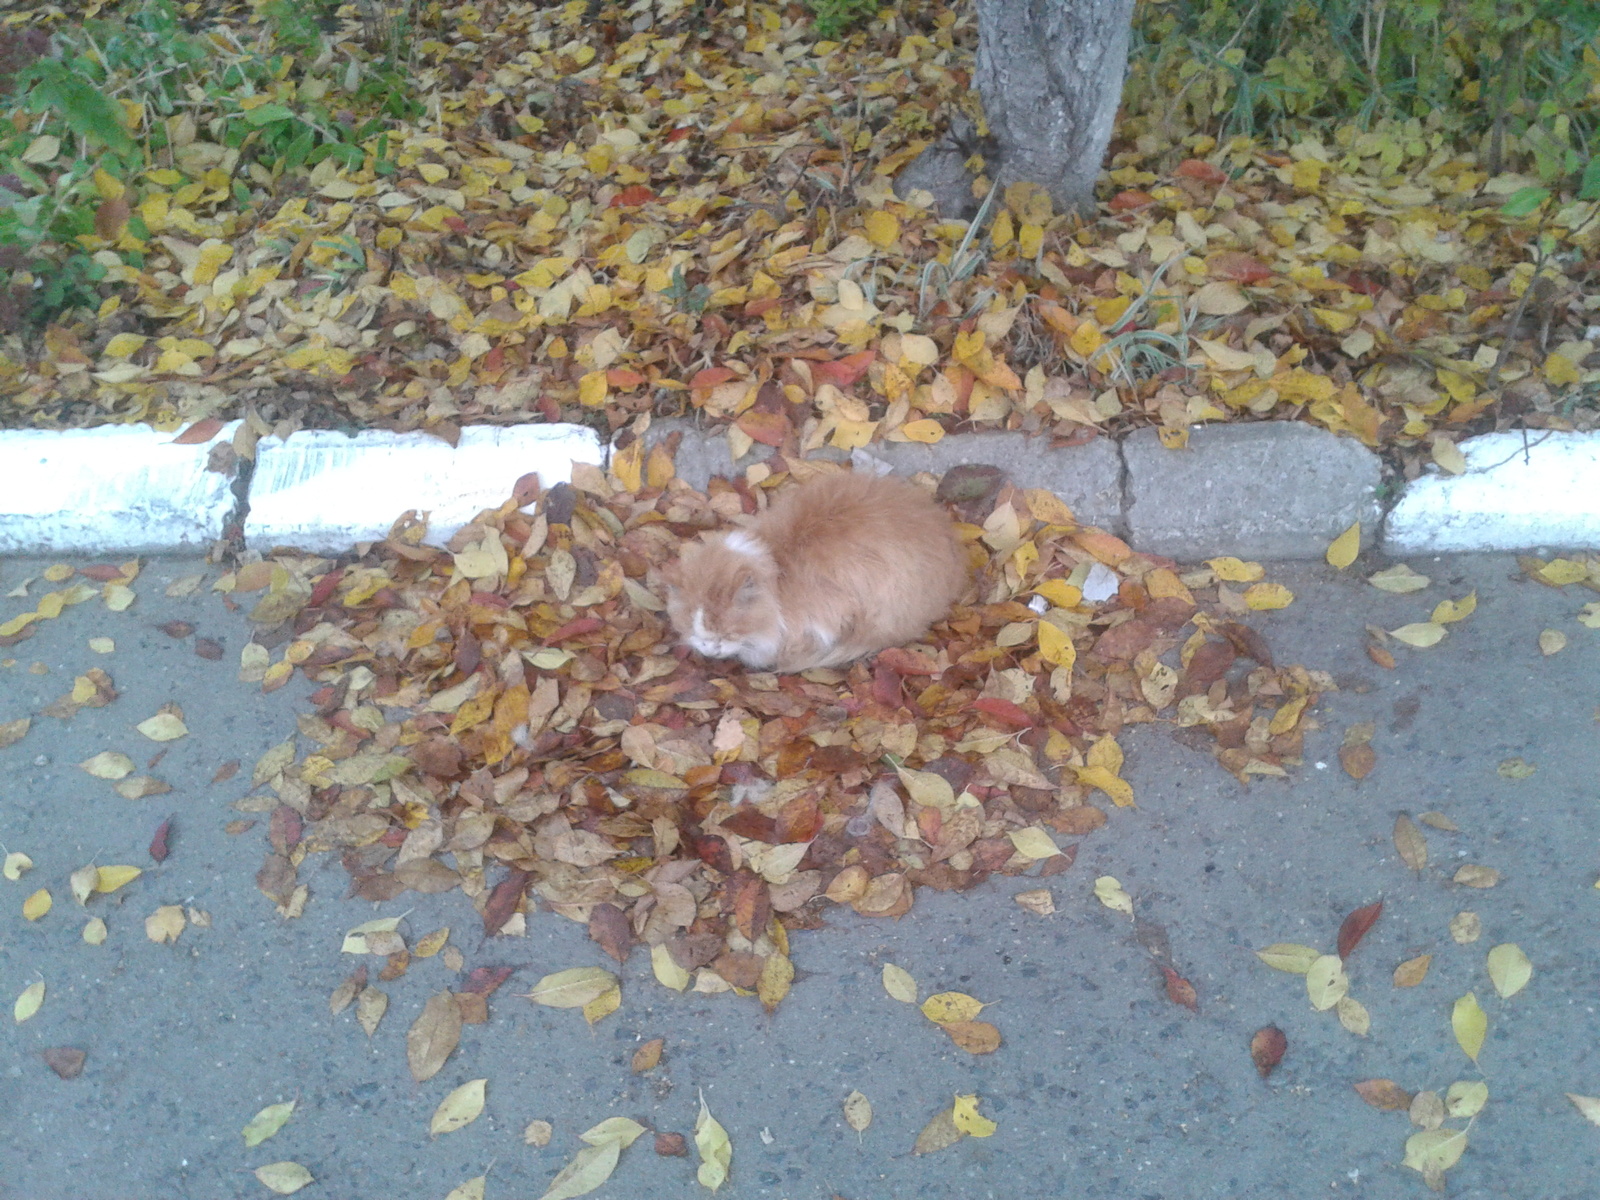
[1354,1079,1413,1110]
[94,865,142,895]
[1093,875,1134,917]
[1568,1094,1600,1128]
[22,887,52,920]
[407,991,463,1082]
[882,963,918,1004]
[145,905,185,943]
[14,979,44,1023]
[1256,943,1322,974]
[3,851,31,880]
[694,1092,732,1191]
[1402,1127,1467,1184]
[1390,622,1445,647]
[1325,522,1360,568]
[1496,756,1535,779]
[41,1046,86,1079]
[1539,628,1568,655]
[341,917,403,955]
[1430,592,1476,624]
[1393,954,1432,987]
[80,751,135,779]
[912,1103,965,1155]
[940,1019,1003,1055]
[1306,954,1348,1011]
[69,864,98,906]
[1368,564,1430,593]
[1486,943,1531,999]
[651,944,690,992]
[445,1177,486,1200]
[430,1079,487,1135]
[1243,582,1294,610]
[525,967,619,1009]
[136,711,189,741]
[538,1137,624,1196]
[1394,814,1428,871]
[583,983,623,1025]
[1161,965,1199,1011]
[1014,887,1056,916]
[524,1119,554,1147]
[580,1116,649,1149]
[951,1093,996,1138]
[1452,992,1487,1062]
[1250,1025,1287,1078]
[254,1162,314,1195]
[1335,995,1370,1036]
[1446,1080,1487,1118]
[843,1089,872,1134]
[1449,911,1481,944]
[0,717,30,748]
[356,987,388,1036]
[1336,900,1383,959]
[1453,864,1499,888]
[148,816,173,862]
[631,1038,664,1073]
[920,992,987,1024]
[242,1101,296,1148]
[82,917,107,945]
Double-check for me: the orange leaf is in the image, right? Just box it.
[1109,190,1156,211]
[1175,158,1227,184]
[172,418,224,445]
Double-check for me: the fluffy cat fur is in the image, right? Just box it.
[661,471,968,673]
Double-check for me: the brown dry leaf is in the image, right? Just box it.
[407,991,462,1082]
[1453,865,1500,888]
[1449,911,1482,944]
[843,1089,872,1134]
[1394,815,1428,871]
[1354,1078,1414,1111]
[1014,888,1055,916]
[41,1046,86,1080]
[1250,1025,1287,1078]
[912,1104,965,1155]
[631,1038,664,1073]
[1160,965,1199,1011]
[941,1020,1002,1054]
[1393,954,1432,988]
[1336,900,1383,960]
[356,987,388,1036]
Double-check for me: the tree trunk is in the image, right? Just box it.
[898,0,1135,220]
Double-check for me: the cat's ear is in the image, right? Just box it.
[733,570,762,605]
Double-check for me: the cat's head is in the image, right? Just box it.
[660,532,782,666]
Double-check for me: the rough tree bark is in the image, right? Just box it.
[898,0,1136,219]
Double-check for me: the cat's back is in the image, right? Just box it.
[757,471,963,582]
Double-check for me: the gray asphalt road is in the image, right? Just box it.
[1,552,1596,1200]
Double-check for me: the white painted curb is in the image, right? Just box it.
[247,423,604,553]
[1384,431,1600,554]
[0,423,239,555]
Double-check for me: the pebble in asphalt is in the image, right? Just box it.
[1,552,1597,1200]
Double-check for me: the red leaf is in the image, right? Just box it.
[148,815,174,863]
[610,184,656,207]
[461,965,514,996]
[809,350,876,390]
[78,564,127,582]
[665,125,693,142]
[1109,189,1156,211]
[1175,158,1227,185]
[735,409,790,447]
[606,368,647,389]
[1161,965,1199,1011]
[1250,1025,1287,1078]
[41,1047,86,1080]
[720,808,779,843]
[728,871,771,941]
[194,638,224,661]
[588,903,636,964]
[871,662,903,708]
[692,834,733,874]
[481,868,530,937]
[874,647,939,676]
[1208,251,1275,285]
[690,366,737,390]
[307,569,344,608]
[268,805,303,854]
[545,617,604,645]
[972,697,1034,729]
[158,620,194,638]
[1336,899,1383,960]
[171,418,224,445]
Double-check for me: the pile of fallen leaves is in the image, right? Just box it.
[2,0,1597,470]
[233,449,1329,1020]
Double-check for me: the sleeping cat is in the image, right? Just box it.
[660,471,968,673]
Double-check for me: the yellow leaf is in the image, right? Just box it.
[430,1078,487,1135]
[14,979,44,1022]
[843,1089,873,1133]
[757,953,793,1012]
[1018,222,1044,258]
[80,751,135,779]
[242,1101,296,1148]
[951,1093,997,1138]
[1390,622,1446,647]
[1008,826,1061,859]
[610,439,643,492]
[1446,1081,1488,1118]
[1243,582,1294,610]
[414,928,449,958]
[1431,592,1476,623]
[145,904,186,943]
[863,210,900,248]
[3,851,31,880]
[1036,619,1077,670]
[1076,764,1134,807]
[921,992,986,1024]
[23,888,51,920]
[1093,875,1133,917]
[579,1116,649,1148]
[694,1092,732,1191]
[254,1162,314,1195]
[1207,556,1264,582]
[1539,628,1567,655]
[1033,579,1082,607]
[1452,991,1487,1062]
[446,1177,486,1200]
[1306,954,1348,1011]
[1532,557,1588,586]
[1568,1094,1600,1128]
[583,983,622,1025]
[538,1141,620,1200]
[1255,943,1323,974]
[341,916,403,954]
[1325,522,1360,569]
[1368,564,1430,593]
[578,370,609,407]
[94,865,142,894]
[896,766,954,811]
[1402,1128,1468,1177]
[1432,438,1467,475]
[652,943,689,992]
[899,418,944,443]
[1069,320,1104,357]
[1544,350,1581,386]
[1336,995,1370,1036]
[881,963,918,1004]
[1486,943,1531,999]
[525,966,618,1008]
[1086,734,1123,774]
[1453,864,1499,888]
[83,917,107,945]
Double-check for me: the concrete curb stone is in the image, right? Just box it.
[0,423,240,555]
[1124,422,1382,560]
[247,424,604,553]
